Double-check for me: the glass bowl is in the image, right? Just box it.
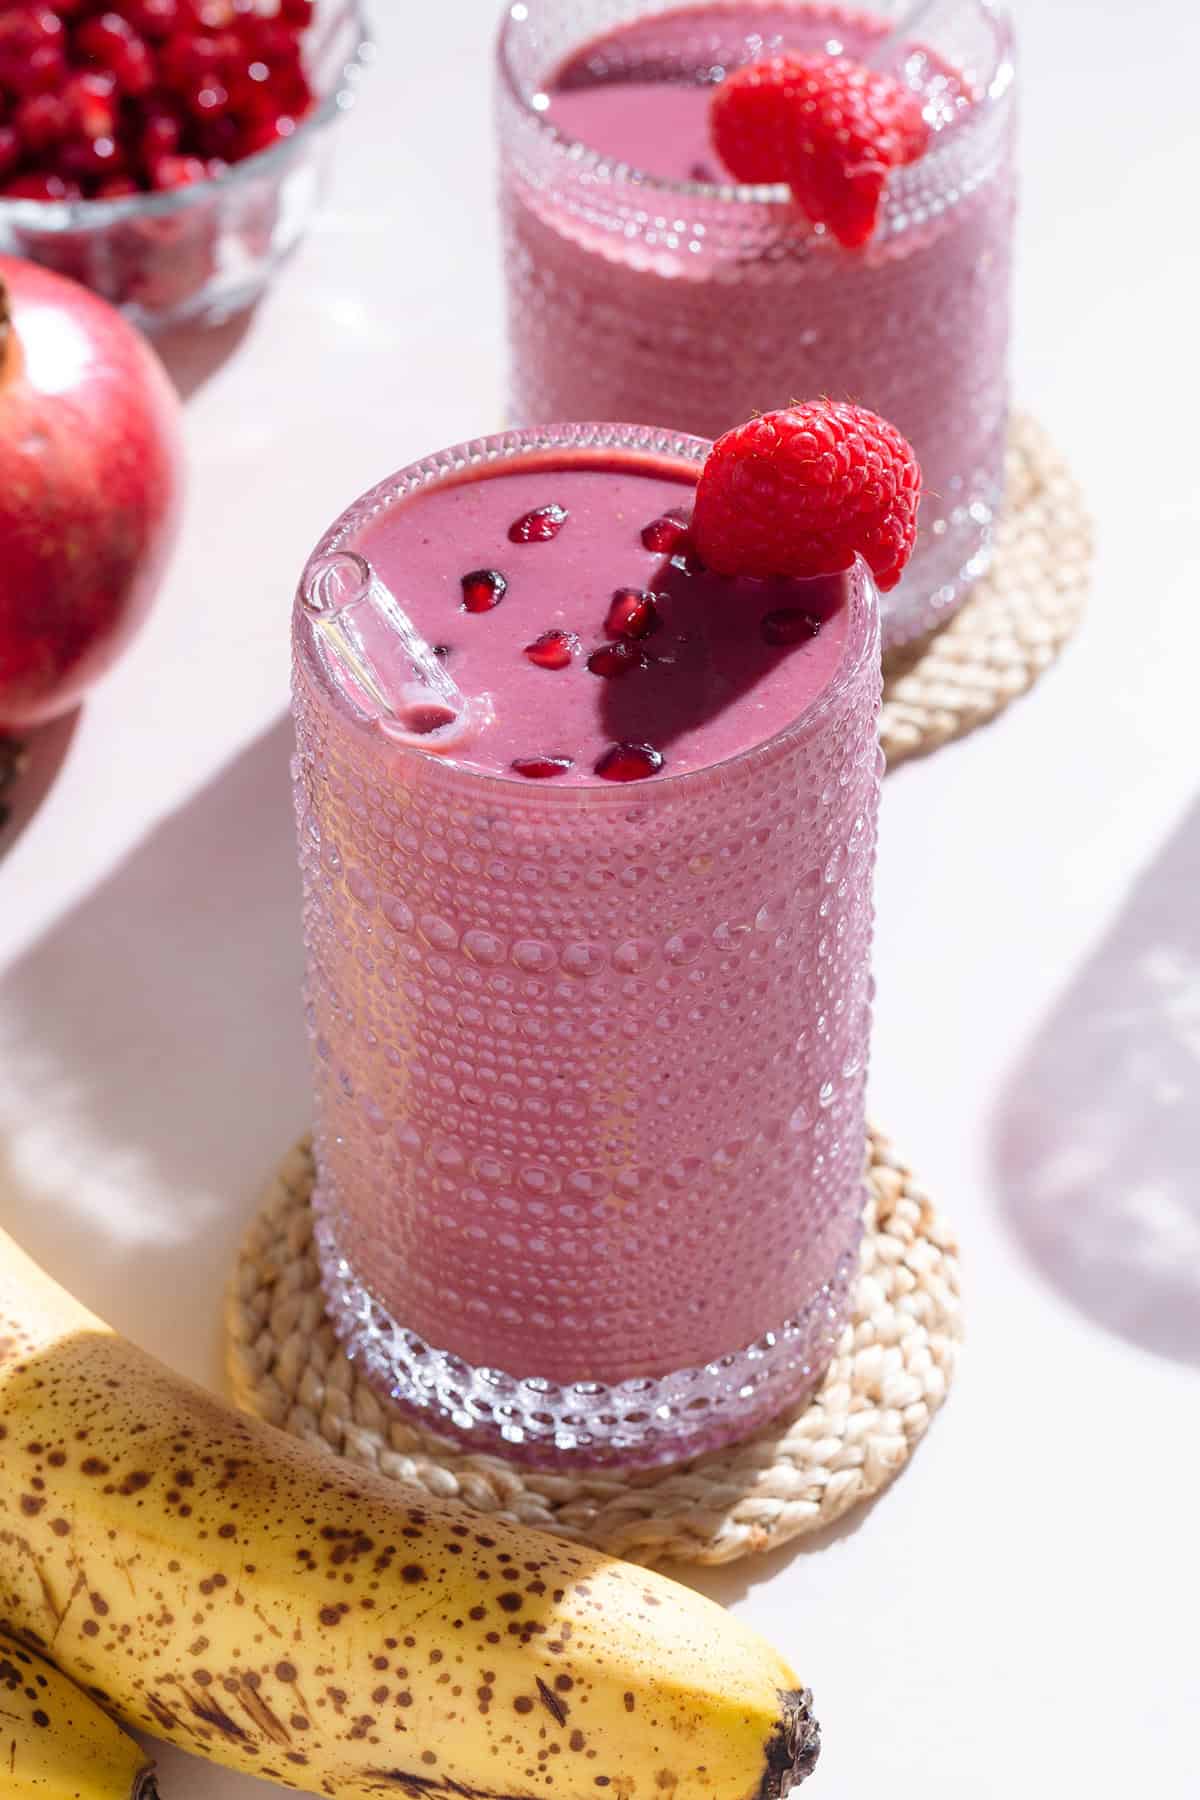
[0,0,370,333]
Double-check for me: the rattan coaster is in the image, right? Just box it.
[879,412,1091,768]
[225,1126,960,1567]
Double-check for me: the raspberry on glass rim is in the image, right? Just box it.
[710,52,931,249]
[292,418,887,1466]
[691,399,922,591]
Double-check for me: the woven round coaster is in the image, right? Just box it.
[225,1126,961,1567]
[879,411,1091,768]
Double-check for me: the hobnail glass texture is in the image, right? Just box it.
[0,1,369,332]
[496,0,1017,649]
[292,421,883,1469]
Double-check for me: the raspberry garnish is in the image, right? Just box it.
[594,743,664,782]
[690,400,921,592]
[512,756,574,779]
[508,504,568,544]
[605,589,660,641]
[524,629,579,670]
[587,641,644,679]
[460,569,508,613]
[711,53,931,248]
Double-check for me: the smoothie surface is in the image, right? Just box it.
[545,3,971,183]
[346,454,852,786]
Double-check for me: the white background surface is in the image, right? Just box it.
[3,1,1199,1794]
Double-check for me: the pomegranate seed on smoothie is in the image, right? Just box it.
[497,0,1015,650]
[291,403,918,1467]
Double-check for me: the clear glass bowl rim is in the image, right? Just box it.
[495,0,1015,207]
[293,418,881,807]
[0,0,372,231]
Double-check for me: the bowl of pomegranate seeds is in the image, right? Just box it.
[0,0,369,330]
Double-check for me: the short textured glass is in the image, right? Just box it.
[292,421,883,1469]
[496,0,1016,649]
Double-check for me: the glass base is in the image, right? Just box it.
[315,1211,860,1472]
[883,498,999,651]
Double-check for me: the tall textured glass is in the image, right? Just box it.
[291,421,883,1469]
[496,0,1016,649]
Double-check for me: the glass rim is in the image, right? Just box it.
[294,419,881,805]
[0,0,372,231]
[495,0,1015,208]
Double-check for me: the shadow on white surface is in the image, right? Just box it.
[154,306,257,401]
[697,1484,889,1609]
[992,796,1200,1366]
[0,716,309,1385]
[0,710,80,863]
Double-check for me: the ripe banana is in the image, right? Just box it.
[0,1627,156,1799]
[0,1223,819,1799]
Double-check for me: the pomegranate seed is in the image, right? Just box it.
[186,76,232,119]
[159,30,227,89]
[594,743,664,782]
[196,113,239,158]
[239,111,299,154]
[0,8,66,66]
[152,152,208,187]
[24,44,69,95]
[139,107,183,160]
[512,756,574,780]
[508,504,568,544]
[524,630,579,671]
[0,127,20,181]
[121,0,184,39]
[640,512,690,554]
[761,608,821,646]
[460,569,508,614]
[605,588,660,640]
[244,20,304,62]
[587,641,644,679]
[14,92,69,155]
[191,0,236,25]
[2,171,80,200]
[32,8,65,49]
[228,52,272,105]
[59,133,128,180]
[62,72,119,139]
[279,0,315,24]
[77,14,156,95]
[96,173,140,197]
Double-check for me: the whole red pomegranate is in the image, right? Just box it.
[0,255,182,728]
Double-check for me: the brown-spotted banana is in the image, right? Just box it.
[0,1222,819,1798]
[0,1626,157,1799]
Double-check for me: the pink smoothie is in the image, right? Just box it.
[498,0,1016,649]
[293,426,882,1467]
[345,454,850,785]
